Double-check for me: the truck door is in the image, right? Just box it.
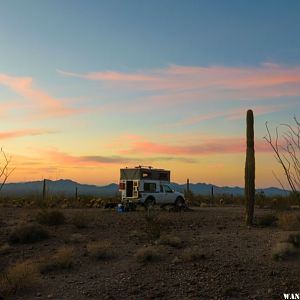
[162,184,175,204]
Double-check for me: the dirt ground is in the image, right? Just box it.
[0,206,299,300]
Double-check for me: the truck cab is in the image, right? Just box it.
[119,166,185,209]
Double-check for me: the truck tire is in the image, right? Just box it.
[144,197,155,210]
[175,197,185,209]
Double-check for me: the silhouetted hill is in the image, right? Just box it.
[1,179,287,198]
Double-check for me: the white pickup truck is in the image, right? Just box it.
[119,166,185,209]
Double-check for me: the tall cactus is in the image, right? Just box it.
[245,109,255,225]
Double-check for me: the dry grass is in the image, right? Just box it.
[279,231,300,248]
[0,260,41,296]
[68,233,86,243]
[70,213,90,229]
[144,212,161,240]
[129,230,147,240]
[86,241,112,259]
[9,224,49,244]
[277,212,300,231]
[134,246,161,263]
[36,209,65,226]
[157,233,182,248]
[271,242,297,260]
[0,244,12,255]
[39,246,75,273]
[257,213,277,227]
[182,247,206,262]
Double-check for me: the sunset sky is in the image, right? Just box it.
[0,0,300,187]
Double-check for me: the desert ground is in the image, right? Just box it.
[0,205,300,300]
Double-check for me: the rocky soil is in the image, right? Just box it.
[0,206,299,300]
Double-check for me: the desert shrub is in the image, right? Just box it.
[0,261,41,296]
[68,233,86,244]
[257,213,278,227]
[157,233,182,248]
[39,246,75,273]
[9,224,49,244]
[86,241,112,259]
[277,212,300,231]
[286,232,300,247]
[134,246,160,263]
[129,230,147,240]
[0,244,12,255]
[271,242,297,260]
[144,212,161,240]
[182,247,206,262]
[36,209,65,226]
[70,213,89,229]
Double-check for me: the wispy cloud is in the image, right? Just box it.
[0,128,58,140]
[119,136,271,156]
[59,64,300,108]
[0,73,79,118]
[42,148,194,166]
[175,104,286,126]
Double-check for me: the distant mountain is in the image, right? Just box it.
[1,179,287,198]
[2,179,119,198]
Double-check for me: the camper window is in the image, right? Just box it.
[144,182,156,192]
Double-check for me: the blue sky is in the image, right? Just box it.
[0,1,299,186]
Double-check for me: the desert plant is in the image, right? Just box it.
[0,260,41,296]
[257,213,278,227]
[9,224,49,244]
[144,212,161,240]
[245,109,256,225]
[86,241,112,259]
[277,212,300,230]
[39,246,75,273]
[134,246,161,263]
[36,209,65,226]
[264,116,300,198]
[157,233,182,248]
[70,212,89,229]
[0,243,12,255]
[0,148,15,195]
[182,247,206,262]
[286,232,300,247]
[271,242,297,260]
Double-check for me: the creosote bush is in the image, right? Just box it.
[277,212,300,231]
[36,209,65,226]
[70,212,89,229]
[9,224,49,244]
[157,233,182,248]
[257,213,278,227]
[86,241,112,259]
[134,246,161,263]
[39,246,75,273]
[182,247,206,262]
[0,260,41,296]
[144,212,161,240]
[271,242,297,261]
[0,244,12,255]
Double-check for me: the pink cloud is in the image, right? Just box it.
[120,136,271,156]
[0,129,57,140]
[60,63,300,95]
[0,73,79,118]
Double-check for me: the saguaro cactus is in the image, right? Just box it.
[245,109,255,225]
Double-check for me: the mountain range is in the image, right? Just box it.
[1,179,287,198]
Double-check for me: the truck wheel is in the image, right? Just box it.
[144,197,155,210]
[175,197,185,210]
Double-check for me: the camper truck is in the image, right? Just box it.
[119,166,185,209]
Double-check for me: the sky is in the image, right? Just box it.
[0,0,299,187]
